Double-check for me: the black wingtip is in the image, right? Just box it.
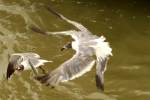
[6,63,15,80]
[45,5,62,19]
[29,26,47,35]
[95,75,104,91]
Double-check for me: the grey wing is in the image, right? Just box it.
[12,53,40,59]
[28,58,40,67]
[95,57,108,91]
[45,5,95,41]
[36,53,95,86]
[31,6,94,41]
[22,53,40,58]
[28,58,45,68]
[46,5,89,32]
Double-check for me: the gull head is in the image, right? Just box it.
[7,61,24,79]
[15,64,24,71]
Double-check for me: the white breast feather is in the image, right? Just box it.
[93,36,112,59]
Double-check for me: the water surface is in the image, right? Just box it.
[0,0,150,100]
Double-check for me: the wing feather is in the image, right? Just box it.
[12,53,40,58]
[29,58,50,68]
[46,5,89,32]
[36,53,95,86]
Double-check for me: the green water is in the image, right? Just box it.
[0,0,150,100]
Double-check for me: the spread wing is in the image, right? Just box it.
[36,53,95,86]
[45,5,95,40]
[46,5,90,33]
[30,5,97,41]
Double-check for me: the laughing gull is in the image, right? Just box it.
[32,6,112,91]
[7,52,52,79]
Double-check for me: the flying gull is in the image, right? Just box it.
[7,52,52,79]
[32,6,112,91]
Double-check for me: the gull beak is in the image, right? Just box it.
[60,42,72,51]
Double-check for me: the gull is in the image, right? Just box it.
[32,6,112,91]
[6,52,52,79]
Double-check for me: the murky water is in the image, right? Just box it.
[0,0,150,100]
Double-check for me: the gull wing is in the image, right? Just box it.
[45,5,95,40]
[31,6,96,41]
[28,58,51,68]
[24,53,40,58]
[46,5,89,32]
[36,53,95,86]
[12,53,41,59]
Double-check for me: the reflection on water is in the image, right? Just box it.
[0,0,150,100]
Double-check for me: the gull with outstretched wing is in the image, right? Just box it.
[33,6,112,91]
